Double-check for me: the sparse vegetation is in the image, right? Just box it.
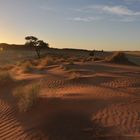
[106,51,135,65]
[40,57,55,66]
[13,83,40,112]
[89,50,95,57]
[83,56,103,63]
[21,61,34,73]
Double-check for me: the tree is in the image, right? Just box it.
[25,36,49,58]
[37,40,49,48]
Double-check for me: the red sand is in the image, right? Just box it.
[0,56,140,140]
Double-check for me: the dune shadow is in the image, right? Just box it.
[29,97,120,140]
[42,111,93,140]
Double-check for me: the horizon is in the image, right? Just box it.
[0,0,140,51]
[0,42,140,52]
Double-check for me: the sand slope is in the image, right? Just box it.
[0,60,140,140]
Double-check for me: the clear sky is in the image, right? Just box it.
[0,0,140,50]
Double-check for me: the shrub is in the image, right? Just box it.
[89,50,95,57]
[13,83,40,112]
[40,57,54,66]
[106,51,134,65]
[21,61,33,73]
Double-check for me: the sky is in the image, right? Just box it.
[0,0,140,50]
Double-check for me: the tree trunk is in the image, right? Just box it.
[34,47,40,58]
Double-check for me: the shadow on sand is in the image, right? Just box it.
[26,97,127,140]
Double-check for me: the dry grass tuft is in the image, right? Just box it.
[106,51,135,65]
[13,83,40,112]
[21,61,34,73]
[40,57,55,66]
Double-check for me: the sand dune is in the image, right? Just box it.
[0,99,47,140]
[92,101,140,137]
[0,50,140,140]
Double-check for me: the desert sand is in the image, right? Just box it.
[0,48,140,140]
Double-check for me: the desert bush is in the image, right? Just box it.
[40,57,54,66]
[89,50,95,57]
[106,51,134,65]
[13,83,40,112]
[16,59,39,70]
[106,52,125,62]
[21,61,34,73]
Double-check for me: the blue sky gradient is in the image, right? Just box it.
[0,0,140,50]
